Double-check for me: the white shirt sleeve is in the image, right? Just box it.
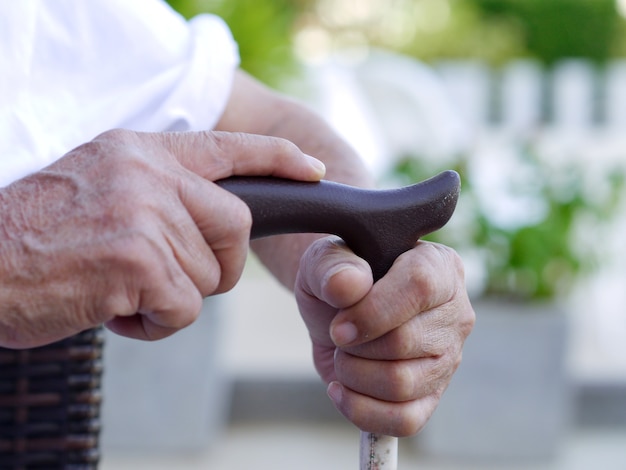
[0,0,240,187]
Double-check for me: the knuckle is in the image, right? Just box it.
[449,247,466,276]
[385,362,418,402]
[107,233,157,277]
[386,326,418,360]
[392,395,440,437]
[92,128,136,149]
[218,198,252,241]
[201,260,223,293]
[166,296,203,330]
[452,349,464,372]
[394,406,431,437]
[407,264,438,305]
[213,272,235,296]
[89,235,159,319]
[403,242,469,313]
[231,199,253,233]
[207,129,229,150]
[96,127,130,140]
[461,302,477,337]
[78,132,157,187]
[207,131,246,170]
[97,292,135,321]
[272,136,300,156]
[433,242,467,290]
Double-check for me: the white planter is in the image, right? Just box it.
[99,297,230,455]
[416,299,572,462]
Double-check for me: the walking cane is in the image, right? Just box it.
[217,170,460,470]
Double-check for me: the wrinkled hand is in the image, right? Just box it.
[0,129,325,348]
[295,237,475,437]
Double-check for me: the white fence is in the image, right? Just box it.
[435,59,626,133]
[300,53,626,178]
[317,52,626,169]
[304,52,626,380]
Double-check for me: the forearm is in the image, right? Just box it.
[216,71,375,288]
[250,100,375,288]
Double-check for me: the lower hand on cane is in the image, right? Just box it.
[295,237,475,437]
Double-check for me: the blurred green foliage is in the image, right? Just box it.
[475,0,621,64]
[366,1,528,65]
[167,0,626,78]
[166,0,303,86]
[393,152,625,301]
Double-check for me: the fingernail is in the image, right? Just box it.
[331,321,358,346]
[327,381,343,405]
[306,154,326,177]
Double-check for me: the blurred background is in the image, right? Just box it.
[101,0,626,468]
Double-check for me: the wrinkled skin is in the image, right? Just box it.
[0,128,325,348]
[1,68,475,438]
[221,71,475,438]
[295,238,475,436]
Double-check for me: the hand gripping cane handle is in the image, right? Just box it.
[216,170,461,469]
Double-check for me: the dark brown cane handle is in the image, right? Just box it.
[216,170,460,281]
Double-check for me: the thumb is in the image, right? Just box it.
[156,130,326,182]
[297,237,373,310]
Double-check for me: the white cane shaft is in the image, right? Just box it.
[359,431,398,470]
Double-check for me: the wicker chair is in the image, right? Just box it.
[0,328,104,469]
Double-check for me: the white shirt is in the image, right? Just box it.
[0,0,239,187]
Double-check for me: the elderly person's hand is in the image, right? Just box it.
[0,129,325,349]
[295,237,475,437]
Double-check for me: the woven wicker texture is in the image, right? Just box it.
[0,328,104,470]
